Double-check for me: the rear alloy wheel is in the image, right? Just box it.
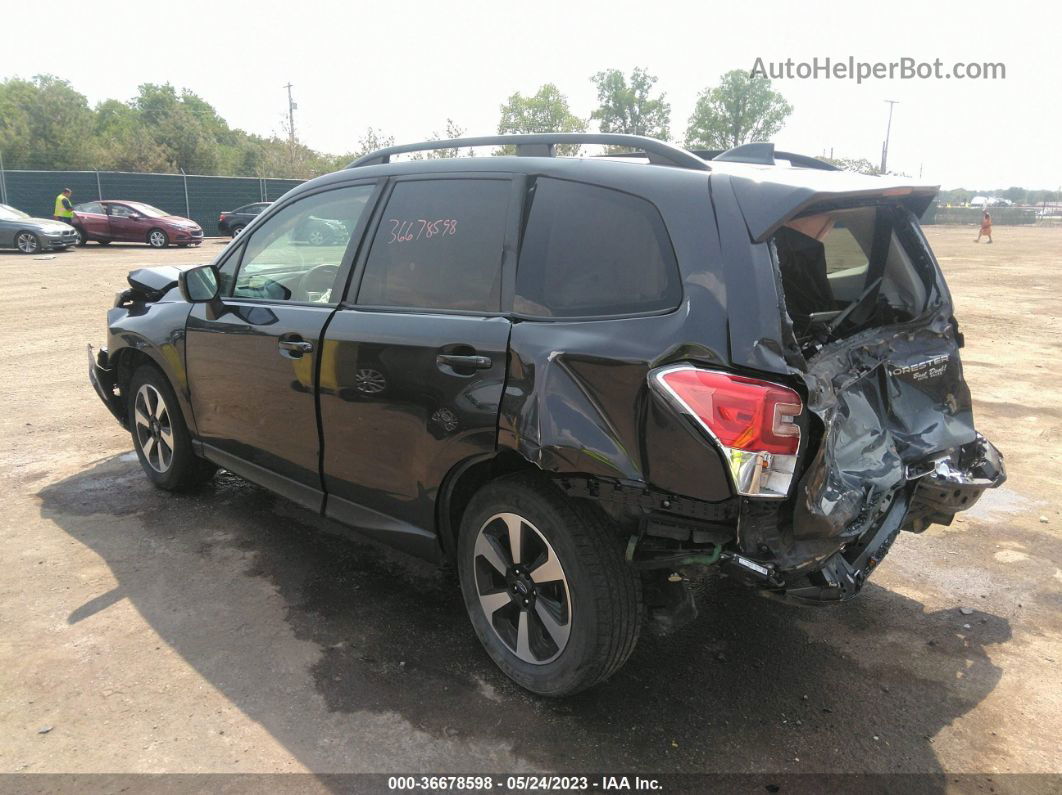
[128,365,216,491]
[147,228,169,248]
[306,229,327,246]
[16,231,41,254]
[458,473,641,696]
[231,225,245,238]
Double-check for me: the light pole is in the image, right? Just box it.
[881,99,899,173]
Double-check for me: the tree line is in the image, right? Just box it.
[0,69,801,179]
[9,68,1051,202]
[937,187,1061,206]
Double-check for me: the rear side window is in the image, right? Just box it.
[515,178,681,318]
[356,179,510,312]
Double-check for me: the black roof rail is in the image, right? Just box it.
[346,133,711,171]
[694,143,839,171]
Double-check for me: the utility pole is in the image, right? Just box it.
[880,99,899,173]
[284,82,297,156]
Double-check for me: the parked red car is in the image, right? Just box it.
[72,201,204,248]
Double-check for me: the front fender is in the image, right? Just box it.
[105,300,195,432]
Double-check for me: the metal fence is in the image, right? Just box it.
[4,168,1047,231]
[922,205,1038,225]
[0,169,304,234]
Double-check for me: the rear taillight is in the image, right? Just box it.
[218,213,226,221]
[653,366,803,498]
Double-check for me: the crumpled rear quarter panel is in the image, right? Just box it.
[499,313,733,504]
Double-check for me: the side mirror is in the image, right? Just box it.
[179,264,220,303]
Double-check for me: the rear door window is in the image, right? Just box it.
[355,178,511,312]
[514,178,681,318]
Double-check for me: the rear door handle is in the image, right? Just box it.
[436,354,492,370]
[278,338,314,358]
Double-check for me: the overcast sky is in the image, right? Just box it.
[4,0,1059,189]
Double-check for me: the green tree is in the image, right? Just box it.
[685,70,792,150]
[590,67,670,145]
[0,75,96,169]
[1001,186,1027,204]
[427,118,471,158]
[93,99,172,172]
[497,84,587,155]
[821,156,881,175]
[133,83,221,174]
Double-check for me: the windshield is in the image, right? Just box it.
[772,205,940,353]
[127,203,169,218]
[0,204,30,221]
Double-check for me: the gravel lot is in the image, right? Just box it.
[0,230,1059,783]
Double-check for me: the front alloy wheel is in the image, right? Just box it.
[148,229,169,248]
[133,383,174,473]
[473,513,572,664]
[16,232,40,254]
[354,367,387,394]
[306,229,326,245]
[127,365,216,491]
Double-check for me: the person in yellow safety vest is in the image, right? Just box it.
[53,188,74,223]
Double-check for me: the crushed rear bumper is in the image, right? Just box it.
[746,435,1005,604]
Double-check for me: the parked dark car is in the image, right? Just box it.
[72,200,203,248]
[87,134,1005,696]
[292,215,349,245]
[218,202,271,237]
[0,203,77,253]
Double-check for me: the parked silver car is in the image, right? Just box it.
[0,203,78,253]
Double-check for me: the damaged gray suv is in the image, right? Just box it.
[88,134,1004,695]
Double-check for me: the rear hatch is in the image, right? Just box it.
[716,169,1005,600]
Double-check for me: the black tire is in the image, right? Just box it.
[457,472,641,696]
[15,230,41,254]
[147,228,169,248]
[73,227,87,246]
[230,225,245,238]
[97,239,111,246]
[127,364,216,491]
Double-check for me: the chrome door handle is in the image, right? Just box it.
[436,354,492,370]
[278,339,313,357]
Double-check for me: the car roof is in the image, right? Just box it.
[297,135,940,243]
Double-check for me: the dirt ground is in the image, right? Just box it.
[0,229,1059,784]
